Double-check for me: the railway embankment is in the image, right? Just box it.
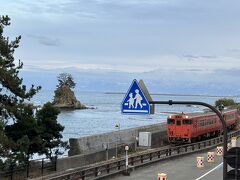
[57,123,167,171]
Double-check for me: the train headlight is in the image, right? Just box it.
[186,116,188,118]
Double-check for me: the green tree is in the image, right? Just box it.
[57,73,76,89]
[5,105,43,164]
[0,15,41,165]
[215,98,236,107]
[36,102,68,160]
[0,15,67,167]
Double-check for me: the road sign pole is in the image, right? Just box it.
[149,100,228,180]
[235,148,238,180]
[123,145,130,176]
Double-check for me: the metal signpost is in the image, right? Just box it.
[124,145,130,176]
[121,80,228,180]
[225,147,240,179]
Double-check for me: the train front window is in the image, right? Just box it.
[183,120,192,124]
[167,119,175,124]
[176,120,181,125]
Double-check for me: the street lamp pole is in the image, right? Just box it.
[115,123,120,158]
[149,100,228,180]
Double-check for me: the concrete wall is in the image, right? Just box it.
[57,143,135,171]
[56,123,167,171]
[69,122,166,156]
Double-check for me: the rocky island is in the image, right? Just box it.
[52,73,87,110]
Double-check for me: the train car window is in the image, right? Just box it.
[205,120,208,125]
[176,120,181,125]
[183,120,192,124]
[175,115,182,118]
[167,119,175,124]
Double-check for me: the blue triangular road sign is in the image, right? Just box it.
[121,79,150,114]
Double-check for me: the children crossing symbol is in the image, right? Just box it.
[121,79,150,114]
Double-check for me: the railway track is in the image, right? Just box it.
[34,130,240,180]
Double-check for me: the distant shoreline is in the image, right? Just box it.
[104,92,238,98]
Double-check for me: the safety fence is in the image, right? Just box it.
[37,130,240,180]
[0,156,57,180]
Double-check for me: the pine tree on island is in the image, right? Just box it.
[52,73,87,109]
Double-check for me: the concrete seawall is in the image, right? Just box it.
[57,123,167,171]
[68,122,167,156]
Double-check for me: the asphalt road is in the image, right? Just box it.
[106,144,234,180]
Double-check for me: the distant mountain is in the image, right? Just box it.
[19,67,240,96]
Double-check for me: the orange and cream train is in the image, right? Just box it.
[167,109,238,143]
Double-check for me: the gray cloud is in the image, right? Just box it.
[2,0,240,77]
[186,68,205,72]
[214,68,240,77]
[183,54,217,61]
[28,34,61,47]
[183,54,199,59]
[228,48,240,53]
[199,55,217,59]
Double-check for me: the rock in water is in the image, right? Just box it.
[52,85,86,109]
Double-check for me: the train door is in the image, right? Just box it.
[175,119,182,137]
[167,118,175,137]
[192,119,197,137]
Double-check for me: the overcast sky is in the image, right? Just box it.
[1,0,240,74]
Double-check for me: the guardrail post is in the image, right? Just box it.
[54,156,57,171]
[26,160,29,178]
[141,155,143,163]
[185,146,187,152]
[106,164,110,173]
[81,170,85,180]
[150,153,152,161]
[177,147,180,154]
[10,163,13,180]
[198,143,201,149]
[41,158,44,175]
[157,151,161,158]
[95,167,98,177]
[117,161,121,170]
[131,157,134,165]
[192,145,195,151]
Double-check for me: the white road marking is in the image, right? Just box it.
[123,110,148,113]
[195,162,223,180]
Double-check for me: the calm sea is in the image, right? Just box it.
[31,90,238,141]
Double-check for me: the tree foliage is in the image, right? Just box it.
[215,98,236,107]
[57,73,76,89]
[36,102,68,160]
[0,15,41,165]
[215,98,240,114]
[0,15,67,166]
